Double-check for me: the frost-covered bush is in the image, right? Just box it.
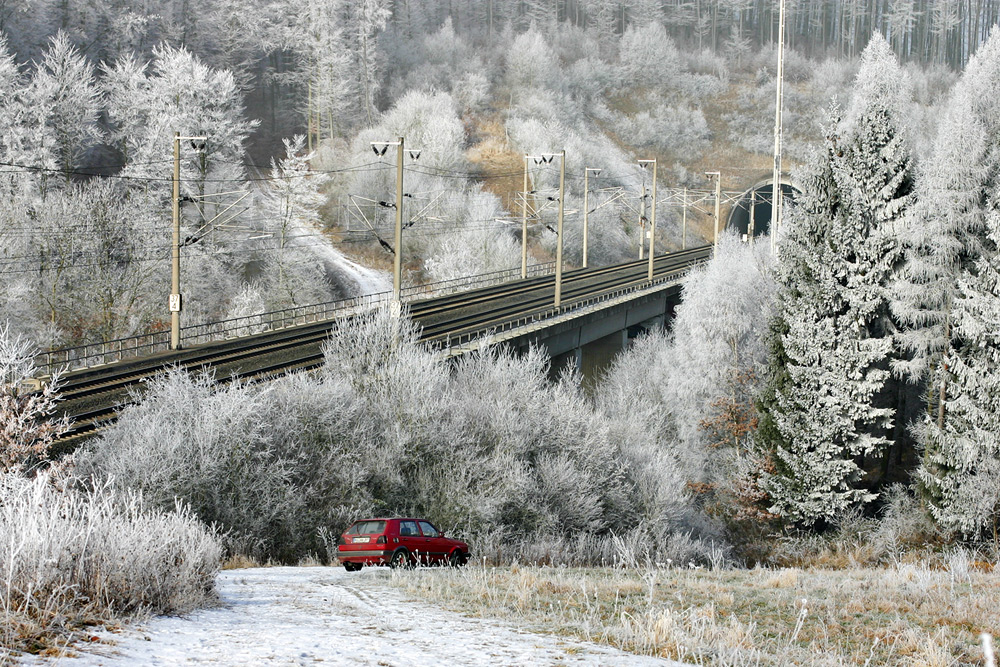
[619,23,682,88]
[505,27,561,94]
[595,235,777,550]
[1,323,70,474]
[419,190,521,283]
[1,473,220,656]
[74,371,302,560]
[621,103,711,156]
[80,304,711,563]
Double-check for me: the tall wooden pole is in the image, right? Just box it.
[170,133,181,350]
[554,150,566,309]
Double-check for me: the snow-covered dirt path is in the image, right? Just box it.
[31,567,682,666]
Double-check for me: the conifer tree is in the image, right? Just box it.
[917,212,1000,538]
[901,30,1000,537]
[761,36,914,525]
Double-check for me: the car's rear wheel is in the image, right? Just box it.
[343,561,362,572]
[389,549,412,569]
[448,550,466,568]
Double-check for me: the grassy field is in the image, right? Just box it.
[385,558,998,665]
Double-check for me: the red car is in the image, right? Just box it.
[337,518,469,571]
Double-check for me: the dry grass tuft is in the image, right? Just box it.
[1,473,221,660]
[221,554,262,570]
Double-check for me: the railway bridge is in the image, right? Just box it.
[38,245,712,446]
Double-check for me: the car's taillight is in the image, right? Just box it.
[337,535,346,546]
[376,535,387,544]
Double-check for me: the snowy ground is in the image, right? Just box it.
[24,567,684,666]
[295,218,392,297]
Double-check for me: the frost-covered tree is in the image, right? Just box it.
[349,0,390,126]
[916,212,1000,538]
[594,234,776,544]
[420,189,521,282]
[0,35,27,177]
[103,44,257,189]
[279,0,355,144]
[0,33,53,199]
[505,26,560,94]
[761,37,915,525]
[894,30,1000,407]
[901,30,1000,537]
[619,23,681,88]
[28,32,101,178]
[257,135,333,308]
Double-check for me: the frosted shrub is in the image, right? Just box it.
[80,304,711,564]
[622,103,710,156]
[419,189,521,282]
[1,473,220,656]
[505,27,560,94]
[74,370,302,561]
[618,24,681,88]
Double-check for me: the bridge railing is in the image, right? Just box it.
[401,261,555,300]
[31,331,174,377]
[31,261,559,375]
[436,262,702,352]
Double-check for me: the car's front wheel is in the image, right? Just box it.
[389,549,412,569]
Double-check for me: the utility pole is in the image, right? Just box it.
[706,171,721,255]
[393,135,404,304]
[583,167,601,269]
[638,159,657,282]
[772,0,787,254]
[371,137,420,304]
[554,150,566,309]
[682,187,688,250]
[170,132,181,350]
[522,154,529,278]
[638,182,646,260]
[170,132,207,351]
[749,189,757,241]
[522,155,546,279]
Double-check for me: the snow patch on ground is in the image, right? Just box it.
[25,567,682,666]
[294,219,391,296]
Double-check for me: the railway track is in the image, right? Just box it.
[46,246,711,447]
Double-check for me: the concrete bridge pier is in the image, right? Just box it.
[550,346,583,379]
[503,282,686,386]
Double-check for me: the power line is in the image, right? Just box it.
[0,159,390,184]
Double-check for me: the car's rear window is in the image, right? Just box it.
[346,520,386,535]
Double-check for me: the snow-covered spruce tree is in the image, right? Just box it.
[899,30,1000,537]
[917,210,1000,539]
[761,36,915,525]
[893,30,1000,536]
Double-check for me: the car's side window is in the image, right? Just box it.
[399,520,419,536]
[418,521,439,537]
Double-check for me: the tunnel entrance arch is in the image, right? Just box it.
[727,179,800,239]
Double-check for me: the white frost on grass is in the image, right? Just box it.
[25,567,682,666]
